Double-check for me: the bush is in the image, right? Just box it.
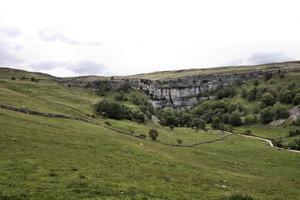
[288,129,300,137]
[159,108,176,126]
[95,100,145,123]
[104,121,112,126]
[272,103,289,119]
[264,72,273,81]
[225,193,254,200]
[193,118,206,130]
[288,139,300,150]
[292,117,300,126]
[261,93,276,106]
[139,134,146,139]
[149,128,159,141]
[181,113,193,127]
[114,93,127,101]
[260,107,274,124]
[176,139,183,144]
[211,117,223,130]
[228,111,242,126]
[243,114,258,125]
[247,87,257,101]
[271,138,283,148]
[293,94,300,105]
[278,90,295,104]
[11,77,16,80]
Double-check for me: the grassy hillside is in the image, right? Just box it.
[1,66,300,199]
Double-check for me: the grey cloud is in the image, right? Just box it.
[31,60,105,75]
[0,27,22,37]
[37,28,101,46]
[246,52,291,65]
[224,52,292,66]
[0,40,23,66]
[72,61,105,74]
[37,28,80,45]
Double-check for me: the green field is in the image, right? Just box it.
[1,68,300,200]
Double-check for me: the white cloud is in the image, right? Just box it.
[0,0,299,76]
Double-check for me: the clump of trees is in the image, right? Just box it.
[260,103,289,124]
[131,94,155,119]
[95,100,145,123]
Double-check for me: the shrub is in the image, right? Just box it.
[104,121,112,126]
[95,100,145,123]
[278,90,295,104]
[293,94,300,105]
[253,79,259,86]
[211,117,223,130]
[228,111,242,126]
[114,93,127,101]
[149,128,159,141]
[247,87,257,101]
[261,93,276,106]
[260,107,274,124]
[264,72,273,81]
[176,139,183,144]
[193,118,206,130]
[139,134,146,139]
[292,116,300,126]
[271,138,283,148]
[241,88,248,98]
[243,114,258,125]
[11,77,16,80]
[30,77,36,82]
[288,139,300,150]
[159,108,177,126]
[272,103,289,119]
[244,130,252,135]
[117,83,131,93]
[181,113,193,127]
[288,129,300,137]
[216,87,236,99]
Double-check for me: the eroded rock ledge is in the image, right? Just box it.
[60,64,300,109]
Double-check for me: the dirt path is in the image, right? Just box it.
[237,133,300,153]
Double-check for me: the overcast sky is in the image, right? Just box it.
[0,0,299,77]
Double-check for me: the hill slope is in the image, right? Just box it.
[1,62,300,199]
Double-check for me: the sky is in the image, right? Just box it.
[0,0,299,77]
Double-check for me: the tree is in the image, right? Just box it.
[228,111,242,126]
[193,118,206,131]
[159,108,176,126]
[278,90,295,104]
[181,113,193,127]
[293,93,300,105]
[211,117,223,130]
[260,107,274,124]
[247,87,257,101]
[261,92,276,106]
[149,128,159,141]
[272,102,289,119]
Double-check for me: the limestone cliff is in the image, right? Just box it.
[59,61,300,109]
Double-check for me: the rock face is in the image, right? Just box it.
[135,71,266,109]
[59,63,300,110]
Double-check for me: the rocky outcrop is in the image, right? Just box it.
[58,63,300,110]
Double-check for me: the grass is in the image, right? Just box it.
[1,67,300,199]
